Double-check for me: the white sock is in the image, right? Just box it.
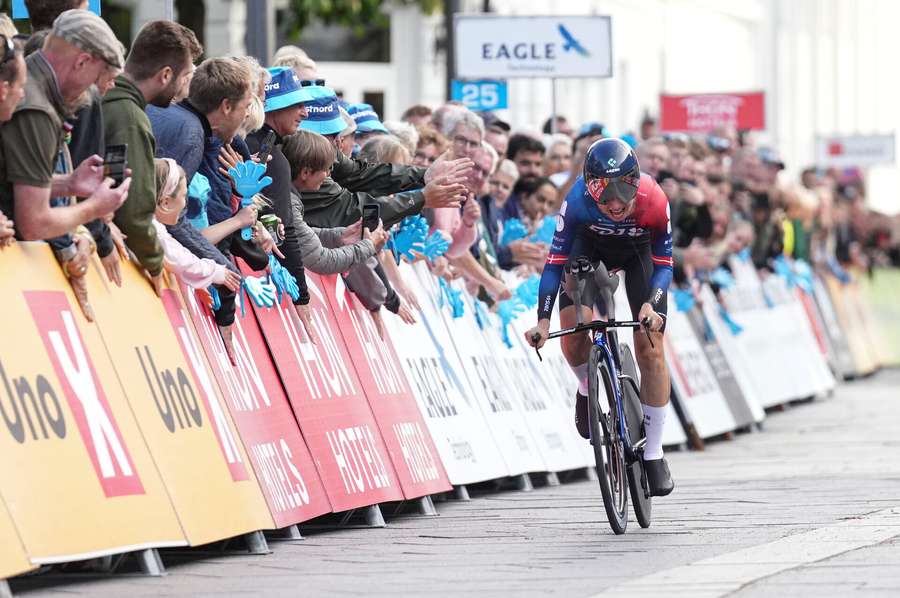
[642,404,667,460]
[572,362,589,396]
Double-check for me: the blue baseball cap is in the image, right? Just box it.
[299,92,347,136]
[264,67,316,112]
[347,103,389,134]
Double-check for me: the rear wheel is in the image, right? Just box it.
[588,345,628,534]
[620,344,652,528]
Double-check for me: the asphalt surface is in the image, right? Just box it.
[10,369,900,597]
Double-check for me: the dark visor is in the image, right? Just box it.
[587,176,639,205]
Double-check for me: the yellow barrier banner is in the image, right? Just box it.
[858,269,900,366]
[0,498,32,579]
[85,258,274,544]
[824,275,878,375]
[0,244,186,562]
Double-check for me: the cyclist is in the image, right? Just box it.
[526,138,675,496]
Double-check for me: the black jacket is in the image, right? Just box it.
[300,152,428,229]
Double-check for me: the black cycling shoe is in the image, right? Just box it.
[575,391,589,439]
[644,457,675,496]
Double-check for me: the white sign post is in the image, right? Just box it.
[454,15,612,132]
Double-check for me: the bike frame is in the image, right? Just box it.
[545,319,644,462]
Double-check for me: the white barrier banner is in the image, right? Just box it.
[383,264,508,485]
[664,302,737,439]
[430,275,546,476]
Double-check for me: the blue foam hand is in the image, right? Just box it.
[497,298,528,348]
[827,256,852,284]
[437,277,465,318]
[500,218,528,247]
[423,230,450,261]
[208,286,221,311]
[737,247,752,262]
[792,259,815,295]
[773,255,795,288]
[186,173,211,229]
[718,304,744,335]
[243,276,277,309]
[391,216,428,261]
[673,288,695,312]
[472,297,489,330]
[710,267,736,290]
[514,275,540,309]
[228,161,272,199]
[529,215,557,245]
[267,255,300,303]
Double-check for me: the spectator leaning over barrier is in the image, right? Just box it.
[412,125,447,168]
[482,114,511,159]
[501,134,546,221]
[335,106,356,158]
[401,104,432,127]
[272,44,318,79]
[348,103,389,151]
[512,176,556,232]
[245,67,325,338]
[543,133,572,187]
[24,0,128,289]
[635,137,669,181]
[384,120,418,157]
[0,33,25,249]
[0,10,130,315]
[152,157,241,291]
[103,20,202,295]
[541,114,574,137]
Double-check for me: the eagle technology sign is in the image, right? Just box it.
[454,15,613,79]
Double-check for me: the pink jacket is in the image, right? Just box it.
[431,206,477,258]
[152,219,229,289]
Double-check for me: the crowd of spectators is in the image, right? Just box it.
[0,2,895,361]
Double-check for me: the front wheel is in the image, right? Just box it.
[588,345,628,534]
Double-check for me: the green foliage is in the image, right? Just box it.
[284,0,440,37]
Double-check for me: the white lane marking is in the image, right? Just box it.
[588,507,900,598]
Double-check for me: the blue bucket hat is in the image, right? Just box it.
[264,67,316,112]
[347,103,389,134]
[299,91,347,136]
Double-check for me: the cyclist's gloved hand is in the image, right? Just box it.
[500,218,528,246]
[423,230,450,262]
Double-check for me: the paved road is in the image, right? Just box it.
[12,370,900,597]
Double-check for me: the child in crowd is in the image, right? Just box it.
[153,158,242,292]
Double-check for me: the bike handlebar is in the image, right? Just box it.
[532,319,650,362]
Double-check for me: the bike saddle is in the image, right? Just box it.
[593,261,620,295]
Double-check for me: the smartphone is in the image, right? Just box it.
[103,144,127,187]
[256,130,277,165]
[362,203,380,238]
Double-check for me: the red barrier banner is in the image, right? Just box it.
[660,91,765,133]
[240,265,403,512]
[177,279,331,527]
[320,274,451,498]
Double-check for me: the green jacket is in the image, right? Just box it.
[102,75,164,276]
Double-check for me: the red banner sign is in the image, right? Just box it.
[660,91,765,133]
[24,291,145,497]
[177,280,332,527]
[320,275,451,499]
[240,265,403,512]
